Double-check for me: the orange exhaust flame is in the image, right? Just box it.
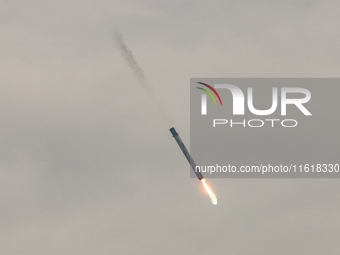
[201,179,217,205]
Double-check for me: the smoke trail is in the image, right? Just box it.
[113,30,146,86]
[113,29,172,126]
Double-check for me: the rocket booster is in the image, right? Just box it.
[170,127,203,180]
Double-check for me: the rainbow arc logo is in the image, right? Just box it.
[196,82,223,106]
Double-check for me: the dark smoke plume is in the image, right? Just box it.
[113,31,146,86]
[113,29,172,126]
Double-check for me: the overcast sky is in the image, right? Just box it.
[0,1,340,254]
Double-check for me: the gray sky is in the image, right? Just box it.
[0,1,340,254]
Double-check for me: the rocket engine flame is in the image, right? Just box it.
[201,179,217,205]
